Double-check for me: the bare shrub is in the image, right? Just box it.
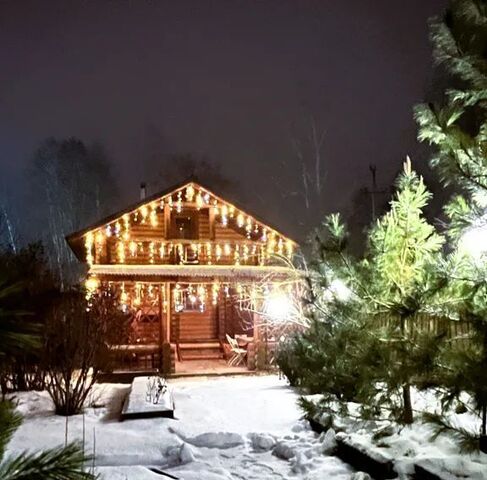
[44,287,128,415]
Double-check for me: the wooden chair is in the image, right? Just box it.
[225,334,247,367]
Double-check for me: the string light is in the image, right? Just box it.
[196,192,203,209]
[123,214,130,232]
[286,240,294,258]
[83,183,297,268]
[185,185,195,201]
[237,213,244,228]
[95,230,104,246]
[150,206,158,227]
[140,206,149,223]
[85,275,99,295]
[212,282,220,305]
[221,205,228,226]
[206,242,212,264]
[277,238,284,255]
[117,241,126,263]
[120,283,128,304]
[85,232,94,266]
[246,217,252,236]
[176,191,183,213]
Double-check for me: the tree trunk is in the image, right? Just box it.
[402,383,413,424]
[482,403,486,436]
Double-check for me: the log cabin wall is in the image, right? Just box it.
[198,209,210,238]
[99,206,260,266]
[172,305,218,342]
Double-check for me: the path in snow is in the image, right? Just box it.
[7,375,352,479]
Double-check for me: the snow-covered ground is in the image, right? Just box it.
[310,389,487,479]
[6,375,353,479]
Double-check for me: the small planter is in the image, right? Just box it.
[480,435,487,454]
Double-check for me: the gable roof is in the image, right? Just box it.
[66,177,298,260]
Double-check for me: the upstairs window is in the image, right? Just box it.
[171,211,198,239]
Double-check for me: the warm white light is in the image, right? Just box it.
[85,276,99,292]
[326,279,351,302]
[459,224,487,259]
[265,292,293,322]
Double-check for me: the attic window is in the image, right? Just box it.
[171,211,198,239]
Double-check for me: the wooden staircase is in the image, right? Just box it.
[177,339,224,361]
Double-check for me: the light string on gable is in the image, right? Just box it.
[84,183,295,266]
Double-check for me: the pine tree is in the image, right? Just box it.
[415,0,487,451]
[279,160,445,425]
[364,159,445,424]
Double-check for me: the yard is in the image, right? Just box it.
[6,375,352,479]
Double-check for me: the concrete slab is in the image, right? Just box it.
[121,376,175,420]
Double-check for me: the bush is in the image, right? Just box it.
[277,309,377,402]
[0,243,56,394]
[44,287,127,415]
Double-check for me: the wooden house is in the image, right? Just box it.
[66,179,298,374]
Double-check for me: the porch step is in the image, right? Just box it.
[179,341,221,350]
[181,351,223,361]
[177,340,224,361]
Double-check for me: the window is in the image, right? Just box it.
[173,287,206,313]
[171,211,198,239]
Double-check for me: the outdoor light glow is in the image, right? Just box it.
[459,224,487,259]
[85,276,100,293]
[323,278,352,303]
[265,292,293,321]
[330,279,351,302]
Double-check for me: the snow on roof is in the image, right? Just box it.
[89,264,295,279]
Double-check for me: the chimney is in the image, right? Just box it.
[140,182,146,200]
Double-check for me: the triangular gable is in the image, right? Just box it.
[67,178,298,262]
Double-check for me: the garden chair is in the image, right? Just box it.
[226,334,247,367]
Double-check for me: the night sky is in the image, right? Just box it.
[0,0,447,241]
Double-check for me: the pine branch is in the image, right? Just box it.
[0,401,22,460]
[0,442,95,480]
[422,411,480,453]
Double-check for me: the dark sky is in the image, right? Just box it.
[0,0,447,240]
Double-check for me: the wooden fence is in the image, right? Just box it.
[372,312,473,343]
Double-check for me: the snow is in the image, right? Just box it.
[6,375,352,479]
[307,388,487,479]
[89,263,294,279]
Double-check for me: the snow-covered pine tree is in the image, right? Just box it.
[415,0,487,451]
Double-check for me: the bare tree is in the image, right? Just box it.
[29,138,119,288]
[0,184,19,253]
[290,117,326,211]
[266,116,327,234]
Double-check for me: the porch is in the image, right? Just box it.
[103,278,282,376]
